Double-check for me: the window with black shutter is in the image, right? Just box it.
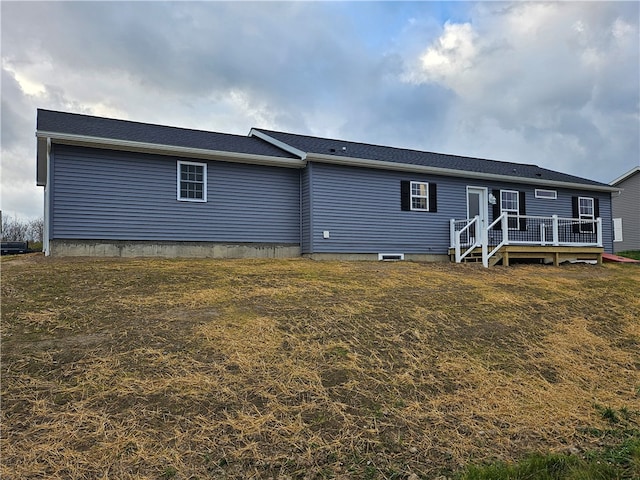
[572,196,597,233]
[401,180,437,212]
[493,189,526,230]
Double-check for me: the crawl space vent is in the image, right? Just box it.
[378,253,405,261]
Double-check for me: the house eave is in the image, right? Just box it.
[307,153,619,193]
[36,131,307,169]
[610,166,640,186]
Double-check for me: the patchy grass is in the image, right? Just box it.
[617,250,640,261]
[1,255,639,479]
[460,405,640,479]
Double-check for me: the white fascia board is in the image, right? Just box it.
[36,131,307,169]
[610,166,640,186]
[308,153,620,193]
[249,129,307,160]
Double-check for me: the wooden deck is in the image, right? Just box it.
[449,245,604,266]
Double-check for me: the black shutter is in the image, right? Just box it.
[572,197,580,233]
[518,191,527,231]
[492,189,501,230]
[592,198,600,234]
[401,181,410,211]
[429,183,437,212]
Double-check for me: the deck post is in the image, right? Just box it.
[480,215,488,268]
[552,215,559,246]
[596,218,603,247]
[501,214,509,245]
[450,219,455,249]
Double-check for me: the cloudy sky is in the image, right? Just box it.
[2,1,639,220]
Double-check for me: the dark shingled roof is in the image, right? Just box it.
[36,110,610,188]
[253,128,610,188]
[37,109,298,159]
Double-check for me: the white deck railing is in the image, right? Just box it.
[451,214,602,267]
[450,216,481,263]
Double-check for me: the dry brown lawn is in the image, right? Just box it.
[1,255,639,479]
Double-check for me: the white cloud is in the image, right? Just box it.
[401,2,639,180]
[612,16,634,41]
[417,22,478,87]
[1,62,46,97]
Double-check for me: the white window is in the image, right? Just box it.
[535,189,557,199]
[410,181,429,211]
[501,190,519,229]
[613,218,623,242]
[177,161,207,202]
[578,197,594,233]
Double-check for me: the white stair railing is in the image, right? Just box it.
[485,213,508,267]
[450,216,480,263]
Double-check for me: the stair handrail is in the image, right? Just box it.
[454,216,480,263]
[485,212,508,266]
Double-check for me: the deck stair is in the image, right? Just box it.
[448,247,503,266]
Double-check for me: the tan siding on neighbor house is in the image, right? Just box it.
[612,168,640,252]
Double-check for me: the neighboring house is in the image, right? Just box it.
[36,109,618,266]
[610,166,640,252]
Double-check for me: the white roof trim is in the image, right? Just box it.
[307,153,619,193]
[610,166,640,186]
[36,131,306,169]
[249,129,307,160]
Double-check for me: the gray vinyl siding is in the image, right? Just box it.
[308,163,461,254]
[307,163,614,254]
[48,144,614,254]
[612,171,640,251]
[50,145,300,243]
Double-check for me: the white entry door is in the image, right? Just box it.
[466,186,488,245]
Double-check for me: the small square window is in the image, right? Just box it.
[579,197,593,216]
[177,161,207,202]
[410,181,429,211]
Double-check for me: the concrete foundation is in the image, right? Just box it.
[49,240,301,258]
[305,252,449,262]
[48,240,451,262]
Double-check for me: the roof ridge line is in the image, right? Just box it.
[253,128,545,168]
